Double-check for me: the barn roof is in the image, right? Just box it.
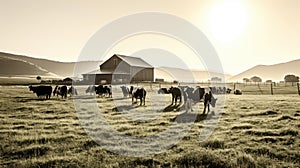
[114,54,153,68]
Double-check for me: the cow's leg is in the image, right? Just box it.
[180,95,182,103]
[132,96,134,104]
[207,103,210,113]
[203,101,207,114]
[171,95,174,105]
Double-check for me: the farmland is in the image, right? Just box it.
[0,84,300,167]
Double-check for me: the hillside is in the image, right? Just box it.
[0,52,101,78]
[0,55,59,78]
[229,59,300,82]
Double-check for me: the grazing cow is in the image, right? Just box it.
[157,88,169,94]
[203,91,217,114]
[234,89,242,95]
[95,85,112,97]
[131,87,147,106]
[168,86,182,105]
[120,86,130,97]
[29,85,52,100]
[53,85,68,98]
[68,86,78,96]
[184,86,217,114]
[86,85,95,95]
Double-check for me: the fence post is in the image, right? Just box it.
[270,82,273,95]
[233,83,236,90]
[297,83,300,95]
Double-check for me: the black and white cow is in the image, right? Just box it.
[53,85,68,99]
[95,85,112,97]
[131,86,146,106]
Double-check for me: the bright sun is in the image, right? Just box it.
[209,1,248,43]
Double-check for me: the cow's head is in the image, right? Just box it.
[29,85,33,91]
[168,86,174,93]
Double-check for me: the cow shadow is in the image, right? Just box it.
[112,105,135,112]
[163,104,182,112]
[171,111,216,123]
[15,97,49,102]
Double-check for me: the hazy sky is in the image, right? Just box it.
[0,0,299,75]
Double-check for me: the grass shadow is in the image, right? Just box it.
[171,112,214,123]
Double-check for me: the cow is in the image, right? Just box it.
[185,86,205,102]
[184,86,217,114]
[68,86,78,96]
[120,86,130,97]
[157,88,169,94]
[86,85,95,95]
[202,91,217,114]
[131,86,147,106]
[29,85,52,100]
[168,86,182,105]
[226,88,232,94]
[53,85,68,99]
[234,89,242,95]
[95,85,112,97]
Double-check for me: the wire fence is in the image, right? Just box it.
[132,82,300,95]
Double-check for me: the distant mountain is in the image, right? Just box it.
[0,52,101,78]
[229,59,300,82]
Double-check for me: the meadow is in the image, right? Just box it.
[0,84,299,167]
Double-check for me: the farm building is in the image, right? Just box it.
[82,54,154,84]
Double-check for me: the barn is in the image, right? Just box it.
[82,54,154,84]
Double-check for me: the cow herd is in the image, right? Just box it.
[29,85,78,99]
[28,84,231,114]
[120,85,218,114]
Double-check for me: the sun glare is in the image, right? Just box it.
[209,1,248,43]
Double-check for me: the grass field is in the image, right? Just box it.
[0,85,300,167]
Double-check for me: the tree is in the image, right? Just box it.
[250,76,262,83]
[243,78,250,83]
[284,74,299,82]
[284,74,299,86]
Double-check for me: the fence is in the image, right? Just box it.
[226,82,300,95]
[131,82,300,95]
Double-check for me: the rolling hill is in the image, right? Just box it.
[229,59,300,82]
[0,52,101,79]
